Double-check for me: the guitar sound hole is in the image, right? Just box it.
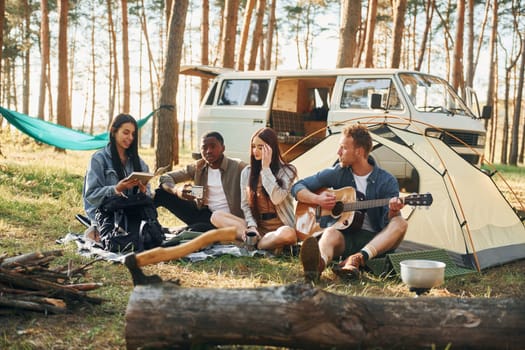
[332,202,344,216]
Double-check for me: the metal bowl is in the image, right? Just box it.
[400,259,446,289]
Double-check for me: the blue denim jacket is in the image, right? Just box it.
[83,144,150,222]
[291,157,399,232]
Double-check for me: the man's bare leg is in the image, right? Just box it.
[210,211,246,240]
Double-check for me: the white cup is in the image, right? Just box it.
[191,185,204,199]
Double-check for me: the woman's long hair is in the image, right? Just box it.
[109,113,141,180]
[247,127,297,216]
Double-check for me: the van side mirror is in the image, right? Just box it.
[370,93,383,109]
[481,105,492,119]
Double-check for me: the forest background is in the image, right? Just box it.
[0,0,524,169]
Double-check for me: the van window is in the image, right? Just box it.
[340,78,403,111]
[217,79,270,106]
[399,73,472,117]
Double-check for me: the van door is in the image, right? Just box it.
[197,77,275,160]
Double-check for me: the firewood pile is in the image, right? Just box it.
[0,250,104,315]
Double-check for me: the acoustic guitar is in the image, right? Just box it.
[295,186,433,240]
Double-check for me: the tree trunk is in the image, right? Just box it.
[126,283,525,350]
[390,0,407,68]
[38,0,50,119]
[107,0,119,127]
[237,0,255,71]
[465,0,474,88]
[264,0,276,70]
[221,0,240,69]
[121,0,130,113]
[248,0,266,71]
[90,1,96,134]
[138,1,159,147]
[200,0,209,100]
[363,0,377,68]
[0,0,4,98]
[473,1,490,78]
[509,35,525,165]
[486,0,497,162]
[415,0,433,71]
[155,0,188,170]
[56,0,70,128]
[23,0,30,115]
[336,0,360,68]
[451,0,465,93]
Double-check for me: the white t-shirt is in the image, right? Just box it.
[354,172,374,231]
[206,168,230,213]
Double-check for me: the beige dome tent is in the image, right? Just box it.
[291,123,525,271]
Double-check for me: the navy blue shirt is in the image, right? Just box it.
[291,157,399,232]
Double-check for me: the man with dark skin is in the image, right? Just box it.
[154,131,246,231]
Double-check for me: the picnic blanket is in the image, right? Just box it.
[57,230,272,263]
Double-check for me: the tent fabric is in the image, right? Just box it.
[291,124,525,270]
[0,106,155,151]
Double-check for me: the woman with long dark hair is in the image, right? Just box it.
[211,127,298,251]
[83,114,162,251]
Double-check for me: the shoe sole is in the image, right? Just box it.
[300,236,321,282]
[332,264,361,280]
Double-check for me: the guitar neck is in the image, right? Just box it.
[344,198,392,212]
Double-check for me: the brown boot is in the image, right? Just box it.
[300,236,324,282]
[332,252,365,279]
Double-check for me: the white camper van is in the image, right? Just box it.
[184,67,490,167]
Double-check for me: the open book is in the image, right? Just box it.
[124,172,155,184]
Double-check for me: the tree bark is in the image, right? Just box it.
[88,1,96,134]
[264,0,276,70]
[155,0,188,169]
[106,0,119,127]
[22,0,30,115]
[237,0,255,71]
[56,0,70,128]
[363,0,377,68]
[38,0,50,119]
[415,0,433,71]
[465,0,474,88]
[0,0,4,92]
[336,0,360,68]
[126,283,524,350]
[390,0,407,69]
[200,0,209,100]
[139,0,159,147]
[451,0,465,93]
[121,0,130,113]
[221,0,240,68]
[486,0,497,162]
[509,35,525,165]
[247,0,266,71]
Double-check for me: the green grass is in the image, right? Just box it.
[1,136,524,349]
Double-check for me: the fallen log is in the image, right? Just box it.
[125,283,524,349]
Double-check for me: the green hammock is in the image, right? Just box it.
[0,106,155,151]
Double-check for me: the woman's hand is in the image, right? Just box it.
[115,177,140,195]
[243,227,260,242]
[261,144,272,169]
[137,181,147,193]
